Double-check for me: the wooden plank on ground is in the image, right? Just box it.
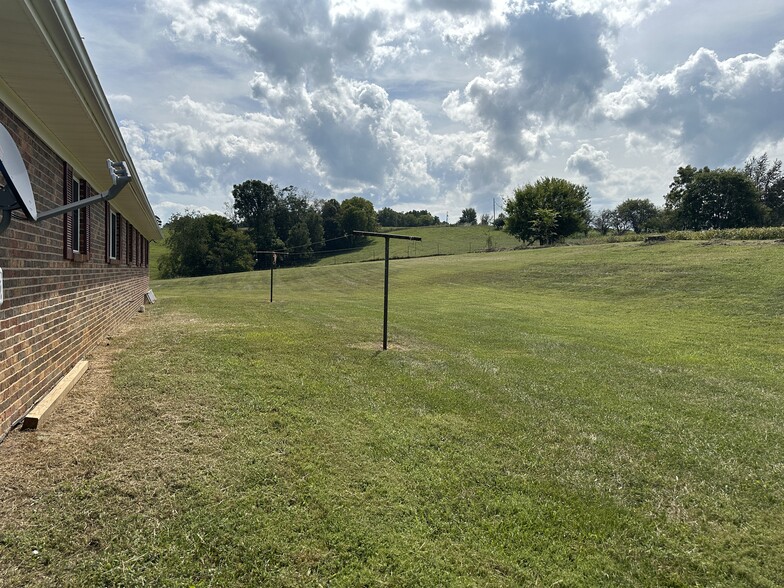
[22,360,89,430]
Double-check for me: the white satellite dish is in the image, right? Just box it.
[0,123,37,221]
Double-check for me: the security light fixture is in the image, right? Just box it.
[0,123,132,235]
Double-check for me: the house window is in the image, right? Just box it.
[63,164,90,261]
[109,208,119,260]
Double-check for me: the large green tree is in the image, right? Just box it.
[665,167,765,230]
[158,213,255,278]
[505,178,590,245]
[285,221,313,261]
[231,180,281,253]
[339,197,377,240]
[274,186,310,243]
[615,198,660,234]
[458,208,478,225]
[317,198,346,250]
[232,180,327,264]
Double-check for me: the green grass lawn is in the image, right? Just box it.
[2,241,783,586]
[309,225,522,266]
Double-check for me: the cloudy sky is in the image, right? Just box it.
[70,0,784,222]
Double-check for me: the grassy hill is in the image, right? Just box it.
[148,225,522,279]
[309,225,522,266]
[4,241,783,585]
[147,227,168,280]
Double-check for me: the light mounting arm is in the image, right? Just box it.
[35,159,132,222]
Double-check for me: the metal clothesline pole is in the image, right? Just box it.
[352,231,422,350]
[256,251,280,302]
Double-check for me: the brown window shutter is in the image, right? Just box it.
[81,180,91,259]
[120,215,126,263]
[63,163,74,260]
[105,201,110,263]
[126,223,132,265]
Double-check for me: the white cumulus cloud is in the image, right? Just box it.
[601,41,784,165]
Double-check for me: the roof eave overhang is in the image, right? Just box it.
[0,0,162,241]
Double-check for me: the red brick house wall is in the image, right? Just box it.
[0,101,151,437]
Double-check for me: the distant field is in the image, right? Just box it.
[2,241,783,586]
[309,225,522,266]
[148,225,522,279]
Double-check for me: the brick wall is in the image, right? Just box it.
[0,101,151,438]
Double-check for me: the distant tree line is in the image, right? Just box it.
[160,182,379,277]
[592,153,784,236]
[501,153,783,246]
[230,181,379,267]
[159,152,783,277]
[377,208,441,227]
[158,213,255,279]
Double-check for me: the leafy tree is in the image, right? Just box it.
[458,208,478,225]
[339,197,377,238]
[286,221,313,261]
[608,209,630,234]
[480,213,490,225]
[232,180,280,252]
[158,212,254,278]
[273,186,310,244]
[744,153,784,224]
[493,213,506,230]
[615,198,659,233]
[665,165,702,213]
[505,178,590,245]
[529,208,560,246]
[591,209,613,235]
[665,167,765,230]
[304,209,325,251]
[402,210,438,227]
[377,207,400,227]
[233,180,333,266]
[319,198,344,248]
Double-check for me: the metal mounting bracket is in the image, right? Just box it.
[35,159,132,222]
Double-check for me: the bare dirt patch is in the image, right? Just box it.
[0,312,150,522]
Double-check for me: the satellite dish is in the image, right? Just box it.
[0,123,131,236]
[0,123,37,221]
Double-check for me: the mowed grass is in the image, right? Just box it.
[311,225,521,266]
[2,240,784,586]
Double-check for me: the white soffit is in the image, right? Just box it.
[0,0,161,240]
